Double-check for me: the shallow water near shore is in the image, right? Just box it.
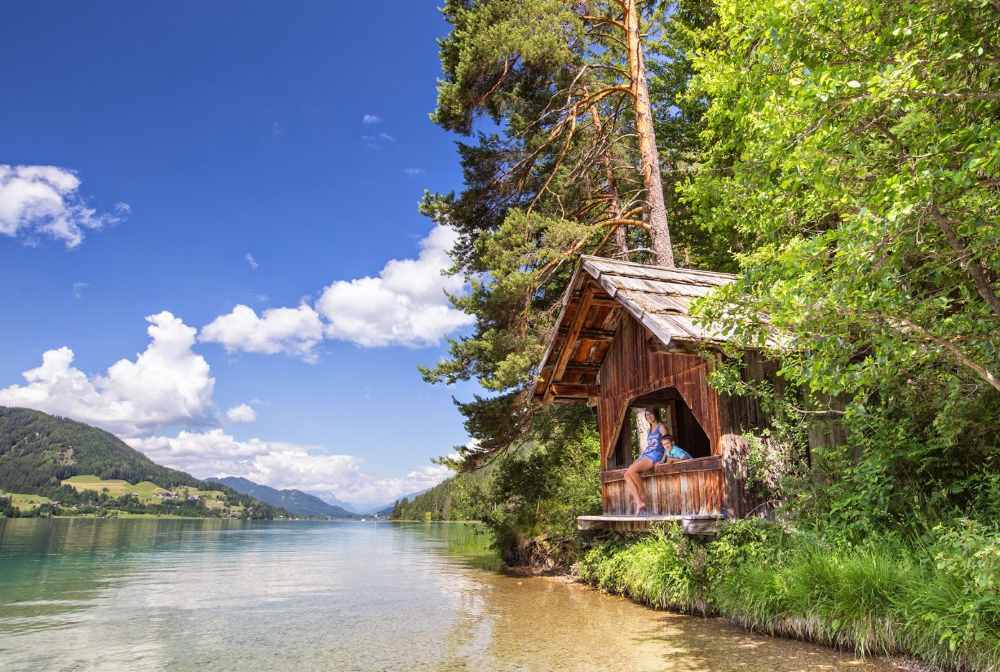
[0,519,907,671]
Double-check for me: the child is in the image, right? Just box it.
[660,434,692,463]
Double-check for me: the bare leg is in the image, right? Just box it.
[630,474,646,514]
[625,458,654,514]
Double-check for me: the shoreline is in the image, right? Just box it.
[428,520,973,672]
[576,574,933,672]
[570,525,990,672]
[488,562,937,672]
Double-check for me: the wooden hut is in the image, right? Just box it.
[534,256,770,533]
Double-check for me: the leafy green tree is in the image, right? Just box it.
[684,0,1000,532]
[482,408,602,566]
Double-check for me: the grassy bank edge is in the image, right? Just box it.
[574,520,998,672]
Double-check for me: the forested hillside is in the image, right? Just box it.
[0,406,285,519]
[0,406,202,493]
[390,467,492,522]
[391,438,600,566]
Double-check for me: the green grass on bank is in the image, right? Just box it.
[0,490,54,512]
[0,488,198,519]
[61,475,167,503]
[578,519,1000,672]
[0,476,251,520]
[61,475,228,509]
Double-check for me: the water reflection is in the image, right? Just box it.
[0,519,906,672]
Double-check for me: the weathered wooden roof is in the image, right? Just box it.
[534,256,736,404]
[579,256,735,346]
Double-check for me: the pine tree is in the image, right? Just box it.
[422,1,714,466]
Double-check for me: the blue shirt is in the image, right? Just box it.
[666,445,692,460]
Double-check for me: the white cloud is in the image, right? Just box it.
[334,462,451,508]
[127,430,451,508]
[127,430,272,480]
[362,114,382,125]
[0,164,128,247]
[378,132,395,142]
[201,224,473,355]
[316,224,474,347]
[0,312,214,436]
[72,282,89,299]
[225,403,256,423]
[245,252,258,270]
[200,304,324,361]
[403,168,425,176]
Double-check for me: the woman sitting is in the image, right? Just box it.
[625,415,696,516]
[624,409,669,516]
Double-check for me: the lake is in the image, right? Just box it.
[0,519,905,671]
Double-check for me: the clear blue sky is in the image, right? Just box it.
[0,1,480,508]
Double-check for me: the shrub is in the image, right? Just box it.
[897,521,1000,671]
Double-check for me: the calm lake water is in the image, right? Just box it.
[0,519,905,672]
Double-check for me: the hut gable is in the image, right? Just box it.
[534,256,735,405]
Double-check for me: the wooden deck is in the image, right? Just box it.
[578,513,723,534]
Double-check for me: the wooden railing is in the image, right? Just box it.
[601,456,725,517]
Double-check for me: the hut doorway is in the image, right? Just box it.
[609,388,712,468]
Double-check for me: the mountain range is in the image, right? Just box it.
[210,477,357,519]
[215,479,429,517]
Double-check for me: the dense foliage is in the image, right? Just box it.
[422,1,715,465]
[393,408,602,567]
[425,0,999,532]
[683,0,1000,537]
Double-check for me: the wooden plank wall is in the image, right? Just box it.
[596,313,722,467]
[716,350,780,519]
[601,457,725,516]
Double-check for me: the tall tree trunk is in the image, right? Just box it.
[588,102,629,258]
[623,0,675,267]
[593,101,648,449]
